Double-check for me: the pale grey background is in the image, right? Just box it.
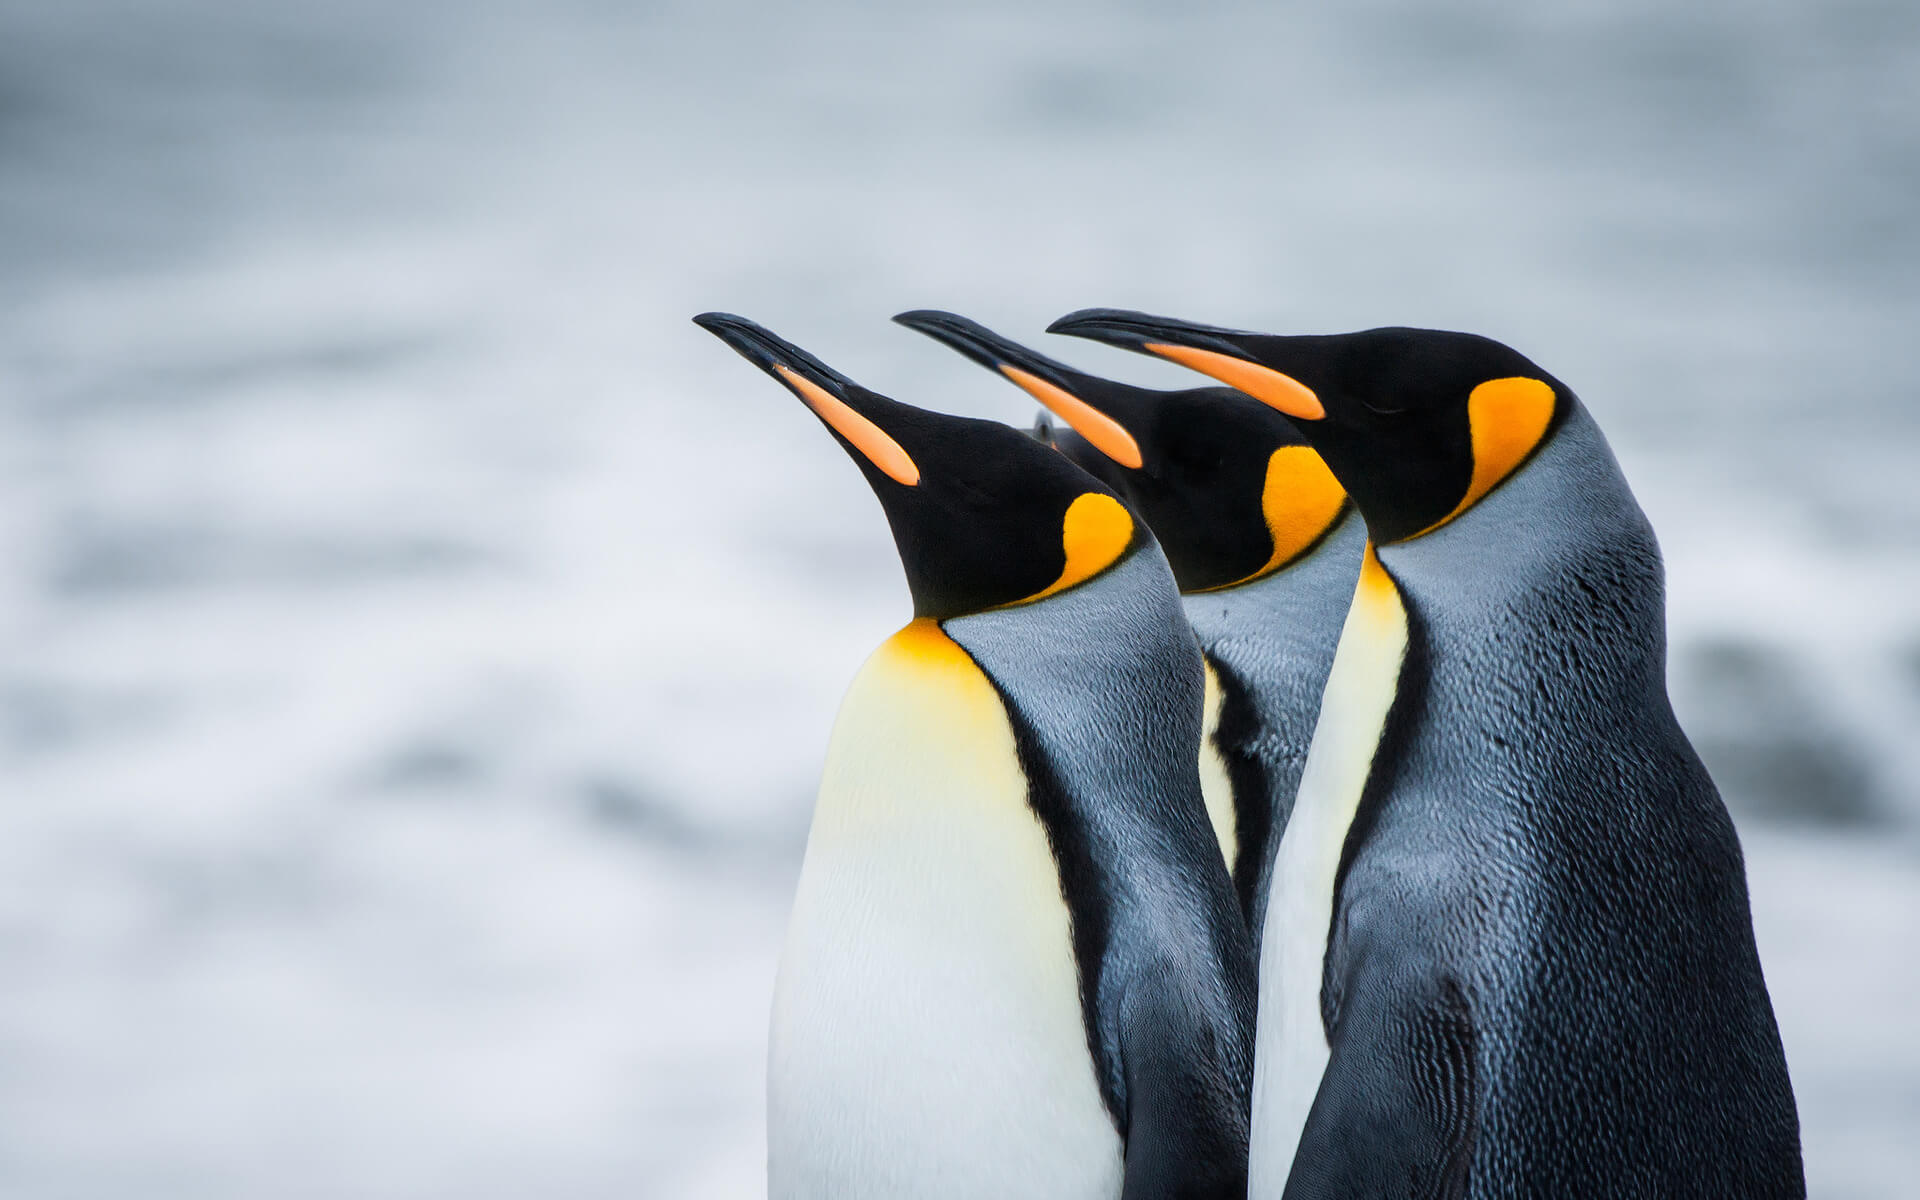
[1,1,1915,1197]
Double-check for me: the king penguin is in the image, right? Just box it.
[693,313,1256,1200]
[1049,308,1804,1199]
[892,310,1363,953]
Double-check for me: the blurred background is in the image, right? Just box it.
[1,0,1915,1196]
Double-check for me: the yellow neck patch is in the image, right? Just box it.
[876,616,978,671]
[1202,445,1349,592]
[775,364,922,487]
[1001,365,1144,470]
[1354,540,1400,614]
[1145,342,1326,421]
[1413,376,1556,538]
[1013,491,1135,606]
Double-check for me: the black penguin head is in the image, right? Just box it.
[694,312,1140,621]
[893,310,1348,593]
[1048,308,1566,547]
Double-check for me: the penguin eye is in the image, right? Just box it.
[1152,422,1217,481]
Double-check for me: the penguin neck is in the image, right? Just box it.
[1181,509,1366,654]
[1179,509,1367,941]
[1247,539,1410,1198]
[943,542,1214,875]
[943,540,1247,1125]
[1372,397,1669,714]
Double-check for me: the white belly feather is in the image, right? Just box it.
[1248,547,1409,1199]
[768,619,1122,1200]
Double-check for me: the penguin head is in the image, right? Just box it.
[1047,308,1566,547]
[694,312,1141,621]
[893,309,1348,593]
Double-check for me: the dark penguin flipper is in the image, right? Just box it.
[1118,960,1252,1200]
[1282,956,1478,1200]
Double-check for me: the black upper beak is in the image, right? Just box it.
[1046,307,1253,358]
[899,308,1156,470]
[893,309,1085,394]
[1047,307,1327,423]
[693,311,860,401]
[694,311,925,487]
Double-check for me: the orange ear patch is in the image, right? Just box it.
[1015,492,1136,606]
[1144,343,1326,421]
[1000,365,1144,469]
[1415,376,1556,537]
[1255,446,1349,581]
[775,364,921,486]
[1197,446,1348,592]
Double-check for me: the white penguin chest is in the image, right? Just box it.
[1248,548,1409,1199]
[768,620,1122,1200]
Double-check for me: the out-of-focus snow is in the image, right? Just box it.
[0,1,1915,1197]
